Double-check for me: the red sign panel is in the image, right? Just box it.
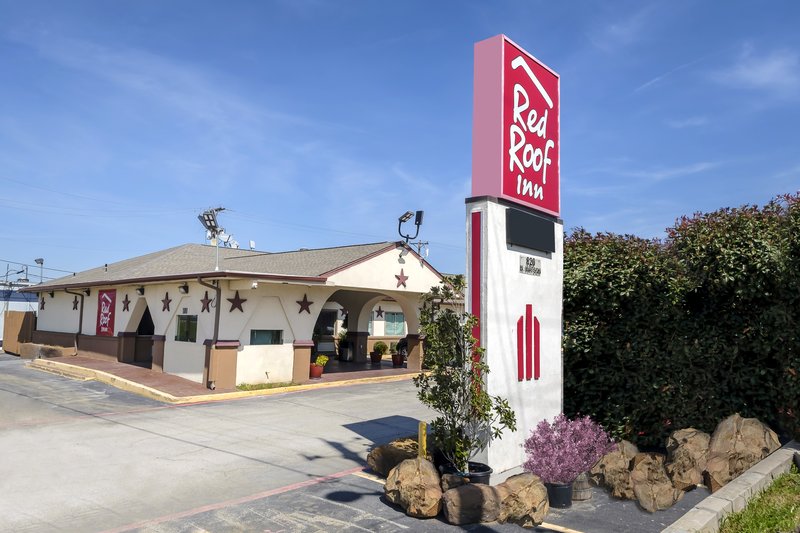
[96,289,116,337]
[472,35,560,216]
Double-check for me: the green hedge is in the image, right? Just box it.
[564,193,800,447]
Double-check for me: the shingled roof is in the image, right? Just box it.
[26,241,402,291]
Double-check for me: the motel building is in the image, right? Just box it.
[20,241,443,389]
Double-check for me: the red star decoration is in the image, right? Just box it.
[161,292,172,312]
[200,290,213,313]
[72,296,79,310]
[122,294,131,312]
[227,290,247,312]
[39,297,45,310]
[395,269,409,288]
[297,294,313,314]
[375,306,384,318]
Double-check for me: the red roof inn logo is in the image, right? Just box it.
[472,35,560,217]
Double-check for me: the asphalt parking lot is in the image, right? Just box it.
[0,353,706,532]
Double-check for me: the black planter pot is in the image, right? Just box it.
[545,482,574,508]
[439,461,493,485]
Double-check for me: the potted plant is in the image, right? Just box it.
[371,341,388,365]
[390,342,404,368]
[523,413,616,508]
[413,275,517,483]
[309,354,329,379]
[337,329,350,361]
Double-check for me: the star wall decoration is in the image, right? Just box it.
[200,291,213,313]
[297,294,313,314]
[72,296,79,310]
[39,297,45,310]
[395,269,408,288]
[375,306,384,318]
[122,294,131,312]
[162,292,172,312]
[227,290,247,312]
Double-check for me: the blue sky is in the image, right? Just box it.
[1,1,799,279]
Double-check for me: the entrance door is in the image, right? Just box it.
[134,306,154,368]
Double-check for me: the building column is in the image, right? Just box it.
[151,335,165,372]
[292,340,313,384]
[406,334,423,371]
[117,332,136,363]
[346,331,369,363]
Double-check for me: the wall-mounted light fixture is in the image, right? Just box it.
[178,283,189,295]
[48,291,55,298]
[83,288,91,296]
[136,286,145,296]
[251,281,258,289]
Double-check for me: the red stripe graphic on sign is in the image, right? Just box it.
[516,316,524,381]
[525,304,533,381]
[534,316,540,380]
[470,211,481,348]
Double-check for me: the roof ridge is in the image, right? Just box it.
[225,240,395,259]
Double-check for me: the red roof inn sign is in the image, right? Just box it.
[472,35,560,217]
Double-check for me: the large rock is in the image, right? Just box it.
[368,438,418,477]
[384,458,442,518]
[442,483,504,525]
[665,428,710,491]
[704,414,781,492]
[590,440,638,499]
[630,453,684,512]
[440,473,468,492]
[496,473,549,528]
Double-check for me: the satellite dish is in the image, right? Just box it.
[249,240,256,250]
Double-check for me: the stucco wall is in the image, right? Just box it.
[36,292,82,334]
[236,344,294,384]
[163,340,205,383]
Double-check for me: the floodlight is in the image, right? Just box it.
[178,283,189,294]
[414,210,424,226]
[398,209,424,243]
[399,211,414,223]
[136,286,145,295]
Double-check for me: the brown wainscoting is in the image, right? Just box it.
[77,334,120,362]
[32,330,77,349]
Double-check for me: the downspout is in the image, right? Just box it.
[64,288,85,352]
[197,277,220,343]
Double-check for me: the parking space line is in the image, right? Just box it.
[539,523,584,533]
[352,470,386,485]
[301,493,408,530]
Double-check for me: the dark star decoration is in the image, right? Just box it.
[395,269,409,288]
[297,294,313,314]
[39,297,45,310]
[72,296,79,310]
[375,306,384,318]
[227,290,247,312]
[200,290,213,313]
[122,294,131,312]
[161,292,172,312]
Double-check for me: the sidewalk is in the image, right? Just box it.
[28,355,420,405]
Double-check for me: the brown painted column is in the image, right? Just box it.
[205,340,239,390]
[292,340,314,384]
[406,334,423,372]
[117,332,136,363]
[346,331,369,363]
[151,335,165,372]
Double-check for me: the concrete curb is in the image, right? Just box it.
[28,358,421,405]
[661,441,800,533]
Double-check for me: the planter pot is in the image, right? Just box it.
[391,353,404,368]
[572,472,592,501]
[309,364,323,379]
[439,461,493,485]
[369,351,383,365]
[545,482,573,508]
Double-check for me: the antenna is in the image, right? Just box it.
[249,240,256,251]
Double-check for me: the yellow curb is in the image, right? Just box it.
[28,358,424,405]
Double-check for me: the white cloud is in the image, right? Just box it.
[622,161,720,182]
[713,45,800,98]
[665,116,708,129]
[589,5,655,52]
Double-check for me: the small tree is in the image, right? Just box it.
[413,275,517,473]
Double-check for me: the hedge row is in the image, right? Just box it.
[563,193,800,447]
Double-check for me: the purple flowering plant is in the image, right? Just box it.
[523,413,616,484]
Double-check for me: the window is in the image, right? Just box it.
[175,315,197,342]
[314,310,338,336]
[385,312,405,336]
[250,329,283,345]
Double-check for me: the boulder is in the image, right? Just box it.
[384,457,442,518]
[496,473,549,528]
[590,440,638,499]
[703,414,780,492]
[630,453,684,512]
[442,483,504,525]
[368,438,418,477]
[665,428,710,491]
[440,473,468,492]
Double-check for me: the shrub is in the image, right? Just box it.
[373,341,388,355]
[314,355,329,367]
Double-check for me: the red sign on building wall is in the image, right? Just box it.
[96,289,116,337]
[472,35,560,217]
